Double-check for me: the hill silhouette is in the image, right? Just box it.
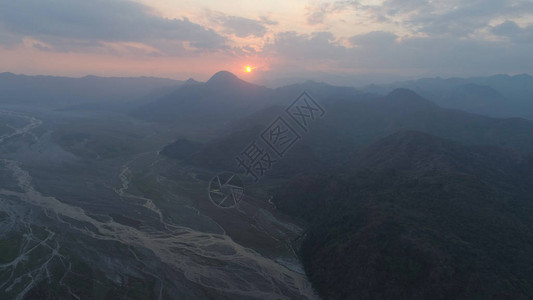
[274,130,533,299]
[174,88,533,178]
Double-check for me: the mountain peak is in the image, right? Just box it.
[205,70,262,92]
[383,88,438,110]
[184,78,200,85]
[386,88,421,99]
[207,71,241,85]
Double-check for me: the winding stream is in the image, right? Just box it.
[0,109,316,299]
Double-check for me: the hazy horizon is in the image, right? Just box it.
[1,0,532,85]
[3,2,533,299]
[2,69,532,89]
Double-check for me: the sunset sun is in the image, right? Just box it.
[1,0,531,298]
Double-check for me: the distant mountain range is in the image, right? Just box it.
[0,72,181,108]
[133,71,361,131]
[3,69,533,299]
[168,86,533,179]
[132,71,274,125]
[140,72,533,155]
[274,130,533,299]
[156,72,533,298]
[4,71,531,120]
[363,74,533,119]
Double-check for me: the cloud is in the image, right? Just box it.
[403,0,510,36]
[0,0,226,52]
[350,31,398,47]
[491,21,533,43]
[259,16,278,26]
[1,0,532,79]
[216,16,268,37]
[306,4,331,25]
[203,11,277,38]
[265,31,345,63]
[492,20,523,36]
[313,0,533,38]
[263,27,533,77]
[0,24,21,47]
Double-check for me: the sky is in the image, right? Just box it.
[0,0,532,85]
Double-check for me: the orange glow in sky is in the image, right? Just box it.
[0,0,529,81]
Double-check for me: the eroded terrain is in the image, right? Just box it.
[0,107,316,299]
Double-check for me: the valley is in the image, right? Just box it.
[0,106,316,299]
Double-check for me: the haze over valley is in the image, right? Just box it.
[1,0,533,299]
